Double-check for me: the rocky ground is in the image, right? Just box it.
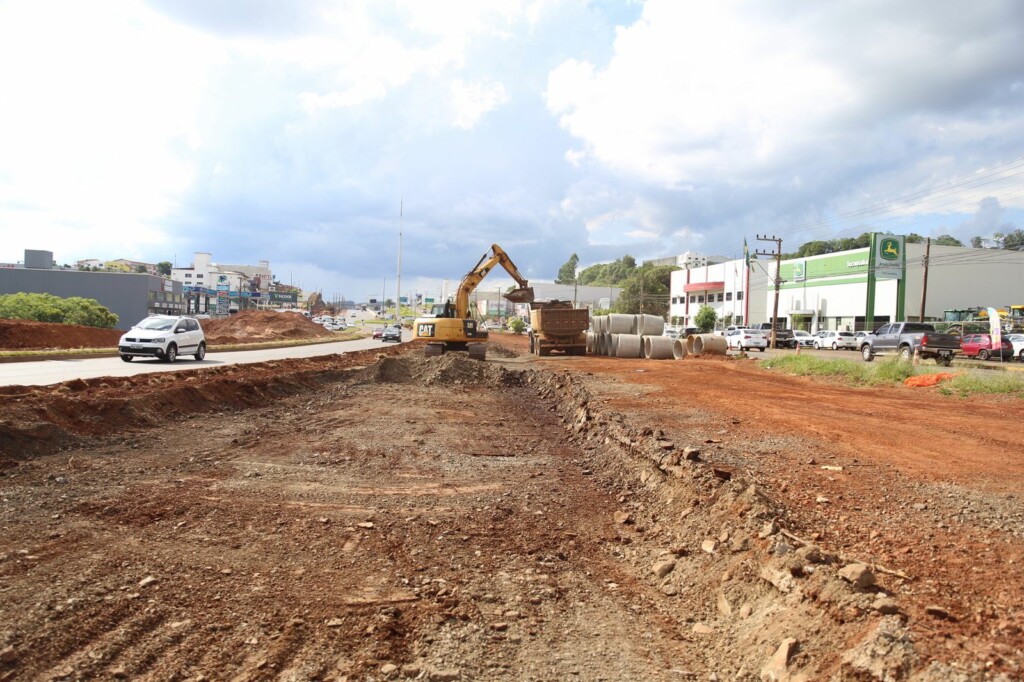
[0,334,1021,680]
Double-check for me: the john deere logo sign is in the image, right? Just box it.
[880,238,900,261]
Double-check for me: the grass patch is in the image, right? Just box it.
[939,372,1024,398]
[762,353,1024,397]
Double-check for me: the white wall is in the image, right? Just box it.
[903,243,1024,319]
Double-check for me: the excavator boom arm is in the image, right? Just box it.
[454,244,533,318]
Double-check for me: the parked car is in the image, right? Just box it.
[793,330,816,347]
[814,330,856,350]
[118,315,206,363]
[725,328,767,352]
[853,331,872,345]
[381,326,402,343]
[860,322,961,365]
[372,327,385,339]
[1007,333,1024,362]
[960,333,1014,361]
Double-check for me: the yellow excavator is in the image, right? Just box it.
[413,244,534,360]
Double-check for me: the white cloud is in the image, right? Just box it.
[450,80,509,129]
[0,0,215,259]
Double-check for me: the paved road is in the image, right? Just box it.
[0,332,410,387]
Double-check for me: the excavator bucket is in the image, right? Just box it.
[503,286,535,304]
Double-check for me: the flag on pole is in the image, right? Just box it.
[743,238,750,267]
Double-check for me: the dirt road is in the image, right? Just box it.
[1,336,1021,680]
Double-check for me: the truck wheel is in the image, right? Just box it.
[978,349,990,361]
[899,346,913,362]
[937,356,952,367]
[861,345,874,362]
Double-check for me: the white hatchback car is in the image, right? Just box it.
[726,328,767,352]
[813,330,857,350]
[118,315,206,363]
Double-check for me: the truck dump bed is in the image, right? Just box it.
[530,305,589,336]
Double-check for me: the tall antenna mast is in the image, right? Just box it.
[396,199,403,326]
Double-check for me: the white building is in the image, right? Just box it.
[670,235,1024,332]
[647,251,727,269]
[669,258,768,328]
[171,252,275,314]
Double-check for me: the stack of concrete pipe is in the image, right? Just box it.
[585,315,731,360]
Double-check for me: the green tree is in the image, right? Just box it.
[694,305,717,333]
[1002,229,1024,251]
[508,318,526,335]
[556,253,580,285]
[0,292,118,328]
[971,236,984,248]
[135,265,147,274]
[156,261,172,276]
[611,265,675,316]
[934,234,963,247]
[905,233,925,244]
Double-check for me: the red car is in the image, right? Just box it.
[960,333,1013,360]
[372,327,384,339]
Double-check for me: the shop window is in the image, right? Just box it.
[717,293,724,302]
[737,292,743,301]
[697,295,704,303]
[689,295,696,303]
[726,292,732,301]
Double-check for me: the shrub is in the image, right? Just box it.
[0,292,119,328]
[508,318,526,335]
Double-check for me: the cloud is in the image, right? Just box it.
[450,80,509,129]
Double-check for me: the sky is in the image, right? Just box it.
[1,0,1023,303]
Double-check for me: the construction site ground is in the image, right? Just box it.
[0,330,1022,680]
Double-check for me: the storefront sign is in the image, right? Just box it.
[874,235,904,279]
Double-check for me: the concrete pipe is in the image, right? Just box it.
[592,316,603,334]
[637,314,665,337]
[616,333,643,359]
[686,334,698,356]
[630,315,639,334]
[602,332,613,356]
[608,314,634,334]
[594,332,604,355]
[586,332,594,354]
[673,338,688,360]
[692,333,728,356]
[643,335,676,360]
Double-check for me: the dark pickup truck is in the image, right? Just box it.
[859,322,961,366]
[756,324,795,349]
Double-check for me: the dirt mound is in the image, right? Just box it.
[201,310,335,345]
[0,319,122,351]
[357,353,529,388]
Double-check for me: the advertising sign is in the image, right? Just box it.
[793,260,806,282]
[988,307,1002,349]
[216,275,230,315]
[875,235,904,279]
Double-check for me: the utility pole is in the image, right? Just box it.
[919,237,930,322]
[756,235,784,349]
[396,199,403,324]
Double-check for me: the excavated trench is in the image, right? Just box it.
[0,345,1017,680]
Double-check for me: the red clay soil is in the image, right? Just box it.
[521,336,1024,674]
[0,330,1022,679]
[0,319,122,351]
[201,310,336,345]
[0,311,337,351]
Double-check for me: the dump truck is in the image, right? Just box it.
[528,301,589,356]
